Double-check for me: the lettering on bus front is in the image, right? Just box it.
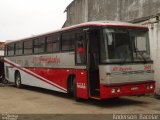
[144,65,152,71]
[112,66,132,72]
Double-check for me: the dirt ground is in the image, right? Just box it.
[0,84,160,116]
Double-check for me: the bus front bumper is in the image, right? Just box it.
[100,81,155,99]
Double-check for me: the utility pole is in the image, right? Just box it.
[84,0,88,22]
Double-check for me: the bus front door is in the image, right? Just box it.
[75,30,100,99]
[75,33,89,99]
[88,30,100,97]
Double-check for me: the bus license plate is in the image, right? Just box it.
[131,87,139,91]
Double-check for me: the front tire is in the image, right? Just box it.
[15,72,22,88]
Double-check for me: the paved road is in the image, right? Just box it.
[0,84,160,114]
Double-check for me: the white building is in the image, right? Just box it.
[134,16,160,96]
[0,42,4,56]
[0,51,4,56]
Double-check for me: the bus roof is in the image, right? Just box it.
[6,21,148,44]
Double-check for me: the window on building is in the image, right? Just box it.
[62,31,75,51]
[15,42,23,55]
[7,44,15,56]
[24,40,33,55]
[46,34,60,52]
[33,37,45,54]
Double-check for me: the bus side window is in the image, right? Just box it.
[33,37,45,54]
[62,32,75,51]
[5,45,7,56]
[15,42,23,55]
[46,34,60,53]
[7,44,15,56]
[24,40,33,55]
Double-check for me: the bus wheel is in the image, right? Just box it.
[73,78,81,101]
[2,78,8,84]
[15,72,22,88]
[67,75,74,94]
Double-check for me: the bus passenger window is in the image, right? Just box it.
[62,32,75,51]
[7,44,15,56]
[24,40,33,55]
[15,42,23,55]
[46,34,60,52]
[5,45,7,56]
[33,37,45,54]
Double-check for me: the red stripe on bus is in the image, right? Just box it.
[4,60,67,92]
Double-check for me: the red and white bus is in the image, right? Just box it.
[4,21,155,100]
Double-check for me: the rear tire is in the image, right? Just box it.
[15,72,22,88]
[2,78,8,84]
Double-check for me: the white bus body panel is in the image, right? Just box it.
[99,64,154,85]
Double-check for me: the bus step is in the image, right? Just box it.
[91,89,100,96]
[90,96,101,100]
[95,89,100,91]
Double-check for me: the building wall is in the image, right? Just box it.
[0,51,4,56]
[88,0,119,21]
[65,0,160,27]
[64,0,88,27]
[146,21,160,95]
[119,0,160,21]
[0,42,4,56]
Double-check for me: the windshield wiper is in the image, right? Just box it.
[120,51,131,65]
[134,49,147,63]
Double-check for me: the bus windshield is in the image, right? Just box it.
[101,27,151,64]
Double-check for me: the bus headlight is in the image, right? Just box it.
[111,89,116,93]
[111,88,121,93]
[150,85,153,89]
[117,88,121,93]
[146,84,153,90]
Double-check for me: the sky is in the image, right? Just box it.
[0,0,73,42]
